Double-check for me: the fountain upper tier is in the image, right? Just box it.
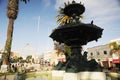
[63,3,85,16]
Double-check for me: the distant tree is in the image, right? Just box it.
[109,42,120,50]
[109,42,120,59]
[64,44,71,56]
[19,56,23,60]
[11,56,23,63]
[54,41,59,50]
[2,0,30,66]
[54,41,65,56]
[54,41,71,57]
[26,55,32,63]
[18,56,23,62]
[11,56,19,63]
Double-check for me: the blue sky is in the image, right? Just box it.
[0,0,120,57]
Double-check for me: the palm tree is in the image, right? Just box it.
[54,41,63,56]
[109,42,120,59]
[26,55,32,63]
[2,0,30,66]
[54,41,71,57]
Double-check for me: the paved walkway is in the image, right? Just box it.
[0,75,15,80]
[0,71,120,80]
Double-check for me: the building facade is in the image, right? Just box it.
[87,44,112,68]
[43,50,66,66]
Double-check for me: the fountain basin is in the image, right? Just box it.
[50,23,103,46]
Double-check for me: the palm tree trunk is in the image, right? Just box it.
[2,18,14,65]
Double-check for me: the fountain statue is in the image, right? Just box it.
[50,0,103,73]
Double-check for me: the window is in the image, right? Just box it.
[90,53,93,56]
[98,59,100,61]
[97,51,100,55]
[104,51,107,55]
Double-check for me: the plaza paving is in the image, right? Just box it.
[0,75,15,80]
[0,71,120,80]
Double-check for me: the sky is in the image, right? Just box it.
[0,0,120,57]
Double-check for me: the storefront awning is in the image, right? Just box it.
[113,59,120,64]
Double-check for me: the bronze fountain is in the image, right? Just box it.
[50,1,103,73]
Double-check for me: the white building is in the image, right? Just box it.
[43,50,66,65]
[87,38,120,68]
[87,44,112,68]
[87,44,111,61]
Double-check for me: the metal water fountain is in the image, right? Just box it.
[50,1,103,73]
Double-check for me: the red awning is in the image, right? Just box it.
[113,59,120,64]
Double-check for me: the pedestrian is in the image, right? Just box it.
[11,64,15,72]
[14,64,17,72]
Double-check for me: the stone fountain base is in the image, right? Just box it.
[52,70,65,80]
[52,70,106,80]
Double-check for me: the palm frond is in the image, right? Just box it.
[61,15,72,23]
[56,18,62,25]
[79,15,84,19]
[64,2,67,7]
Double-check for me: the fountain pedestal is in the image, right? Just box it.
[52,70,65,80]
[52,70,106,80]
[63,72,106,80]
